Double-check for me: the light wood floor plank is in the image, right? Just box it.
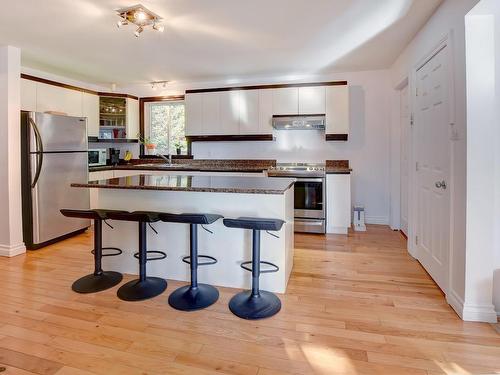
[0,225,497,374]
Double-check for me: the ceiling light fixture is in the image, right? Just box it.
[134,26,143,37]
[115,4,164,37]
[150,81,169,90]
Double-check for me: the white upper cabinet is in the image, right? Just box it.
[20,78,37,112]
[219,91,240,135]
[325,85,350,135]
[272,87,298,115]
[258,89,274,134]
[126,98,139,139]
[82,92,99,137]
[202,92,220,135]
[185,93,203,136]
[184,82,347,137]
[299,86,326,114]
[239,90,260,134]
[36,82,83,117]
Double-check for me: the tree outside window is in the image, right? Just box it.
[149,101,186,155]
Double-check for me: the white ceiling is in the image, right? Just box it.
[0,0,442,86]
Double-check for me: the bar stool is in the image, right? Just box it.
[223,217,285,320]
[106,211,168,301]
[60,209,125,293]
[159,213,222,311]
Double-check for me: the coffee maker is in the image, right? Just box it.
[109,148,120,165]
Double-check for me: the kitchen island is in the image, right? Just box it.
[72,174,295,293]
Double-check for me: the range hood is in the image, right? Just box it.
[272,114,325,130]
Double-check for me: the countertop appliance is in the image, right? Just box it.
[88,148,107,167]
[272,115,325,130]
[21,111,90,249]
[268,163,326,233]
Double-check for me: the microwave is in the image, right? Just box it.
[88,149,107,167]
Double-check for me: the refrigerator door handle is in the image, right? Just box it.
[29,117,44,188]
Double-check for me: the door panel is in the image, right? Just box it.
[415,46,450,291]
[34,112,87,152]
[32,152,90,244]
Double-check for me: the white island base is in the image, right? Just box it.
[97,188,294,293]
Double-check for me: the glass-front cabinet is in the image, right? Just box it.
[99,97,127,139]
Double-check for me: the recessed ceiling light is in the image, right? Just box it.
[115,4,163,37]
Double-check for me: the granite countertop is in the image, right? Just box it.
[325,160,352,174]
[89,159,276,173]
[72,174,295,195]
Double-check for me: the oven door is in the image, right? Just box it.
[294,178,325,219]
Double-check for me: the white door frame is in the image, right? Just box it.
[408,31,456,296]
[399,81,410,237]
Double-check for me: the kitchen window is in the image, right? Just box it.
[146,101,186,155]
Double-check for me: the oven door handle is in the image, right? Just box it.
[294,178,324,183]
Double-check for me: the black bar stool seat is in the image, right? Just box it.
[223,217,285,320]
[159,213,222,311]
[106,210,168,301]
[60,209,126,293]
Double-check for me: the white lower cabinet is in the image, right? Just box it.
[89,170,114,208]
[326,174,351,234]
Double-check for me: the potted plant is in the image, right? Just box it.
[137,133,156,153]
[173,141,183,155]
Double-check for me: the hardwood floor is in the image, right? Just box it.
[0,225,499,374]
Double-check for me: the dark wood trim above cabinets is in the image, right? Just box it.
[325,134,348,141]
[140,95,185,103]
[97,92,139,100]
[186,134,274,142]
[185,80,348,94]
[138,95,185,155]
[21,74,139,99]
[21,74,97,95]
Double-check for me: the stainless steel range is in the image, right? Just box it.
[268,163,326,234]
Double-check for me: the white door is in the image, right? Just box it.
[400,84,409,236]
[414,46,451,291]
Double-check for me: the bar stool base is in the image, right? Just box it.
[168,284,219,311]
[72,271,123,294]
[229,290,281,320]
[117,277,167,301]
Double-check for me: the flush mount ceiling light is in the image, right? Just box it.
[115,4,164,37]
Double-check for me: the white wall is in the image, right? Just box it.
[192,70,392,225]
[389,0,481,319]
[465,0,500,320]
[0,46,25,256]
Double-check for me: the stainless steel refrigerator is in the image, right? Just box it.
[21,111,90,249]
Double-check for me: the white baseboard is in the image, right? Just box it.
[446,290,465,319]
[0,242,26,257]
[447,290,497,322]
[365,215,389,225]
[327,226,348,234]
[462,303,498,323]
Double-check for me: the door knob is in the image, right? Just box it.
[435,180,447,189]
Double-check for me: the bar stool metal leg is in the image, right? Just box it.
[117,221,167,301]
[72,219,123,293]
[168,224,219,311]
[228,229,281,319]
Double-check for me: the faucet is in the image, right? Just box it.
[156,153,172,165]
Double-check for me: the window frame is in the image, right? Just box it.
[141,98,186,156]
